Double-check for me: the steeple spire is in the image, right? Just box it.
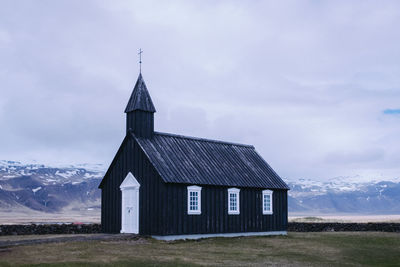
[125,73,156,137]
[125,73,156,113]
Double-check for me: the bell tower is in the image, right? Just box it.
[124,73,156,138]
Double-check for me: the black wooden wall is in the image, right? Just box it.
[159,184,287,235]
[101,136,166,234]
[126,110,154,137]
[101,135,288,235]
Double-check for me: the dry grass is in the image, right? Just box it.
[0,232,399,266]
[3,211,400,225]
[289,214,400,223]
[0,209,100,225]
[0,234,92,242]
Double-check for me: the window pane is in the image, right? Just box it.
[264,194,271,211]
[230,193,237,211]
[189,191,199,211]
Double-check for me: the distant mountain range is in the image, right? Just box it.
[0,160,102,213]
[1,160,399,215]
[287,176,400,214]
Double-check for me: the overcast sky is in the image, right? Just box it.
[1,0,399,181]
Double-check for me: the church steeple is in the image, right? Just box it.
[125,73,156,113]
[125,73,156,137]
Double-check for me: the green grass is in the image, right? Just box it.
[0,232,399,266]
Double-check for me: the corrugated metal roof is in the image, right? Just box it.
[133,131,289,189]
[125,74,156,113]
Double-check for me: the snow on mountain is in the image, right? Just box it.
[32,186,42,193]
[0,160,104,185]
[0,160,104,213]
[1,160,399,215]
[287,176,400,214]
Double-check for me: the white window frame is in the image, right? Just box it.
[262,189,273,215]
[228,188,240,215]
[187,185,202,215]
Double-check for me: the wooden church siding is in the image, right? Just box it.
[101,137,166,234]
[160,184,288,235]
[126,110,154,137]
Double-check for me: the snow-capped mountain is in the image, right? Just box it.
[0,160,103,213]
[1,160,399,215]
[287,176,400,214]
[0,160,104,183]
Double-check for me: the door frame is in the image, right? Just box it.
[120,172,140,234]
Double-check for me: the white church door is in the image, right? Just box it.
[120,172,140,234]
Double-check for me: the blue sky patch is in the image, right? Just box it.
[383,109,400,115]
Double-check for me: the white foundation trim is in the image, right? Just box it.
[152,231,287,241]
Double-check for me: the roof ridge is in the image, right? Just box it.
[153,131,254,148]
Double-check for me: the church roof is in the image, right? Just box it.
[133,131,289,189]
[125,74,156,113]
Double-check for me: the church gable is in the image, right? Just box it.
[99,133,164,189]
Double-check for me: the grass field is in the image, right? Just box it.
[0,232,399,266]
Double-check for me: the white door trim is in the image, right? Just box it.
[120,172,140,234]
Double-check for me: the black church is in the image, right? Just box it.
[99,73,289,240]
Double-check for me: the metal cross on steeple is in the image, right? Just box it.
[138,48,143,73]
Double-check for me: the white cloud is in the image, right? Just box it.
[0,29,11,44]
[0,0,399,181]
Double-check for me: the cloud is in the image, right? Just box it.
[0,29,11,44]
[324,148,385,165]
[0,0,400,181]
